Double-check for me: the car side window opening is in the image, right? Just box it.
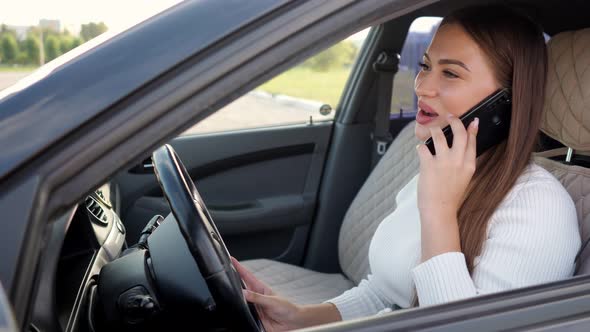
[182,28,370,136]
[391,17,442,119]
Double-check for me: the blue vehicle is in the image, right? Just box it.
[392,17,440,119]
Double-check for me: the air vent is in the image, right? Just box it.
[85,196,108,225]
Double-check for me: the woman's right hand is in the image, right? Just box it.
[231,257,304,332]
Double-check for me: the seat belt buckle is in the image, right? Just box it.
[373,133,393,155]
[377,141,388,155]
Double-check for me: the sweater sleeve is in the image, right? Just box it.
[411,176,581,307]
[324,273,392,321]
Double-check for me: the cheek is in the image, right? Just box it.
[438,85,475,117]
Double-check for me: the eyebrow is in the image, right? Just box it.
[424,53,471,72]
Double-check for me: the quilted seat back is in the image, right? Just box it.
[338,122,419,284]
[537,28,590,275]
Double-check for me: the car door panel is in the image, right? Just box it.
[114,122,332,264]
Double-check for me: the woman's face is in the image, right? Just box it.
[414,23,502,141]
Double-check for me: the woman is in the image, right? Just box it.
[232,4,581,331]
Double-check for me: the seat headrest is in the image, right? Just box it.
[541,28,590,151]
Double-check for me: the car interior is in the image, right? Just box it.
[27,0,590,331]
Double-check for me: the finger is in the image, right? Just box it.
[231,257,270,294]
[230,256,250,281]
[465,117,479,163]
[447,114,467,153]
[231,257,260,290]
[416,144,434,164]
[242,289,277,308]
[429,126,449,155]
[231,256,247,272]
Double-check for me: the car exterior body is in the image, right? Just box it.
[1,0,590,331]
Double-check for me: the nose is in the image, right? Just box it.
[414,71,437,98]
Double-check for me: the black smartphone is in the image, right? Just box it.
[424,88,512,157]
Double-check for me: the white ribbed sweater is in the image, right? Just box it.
[327,163,581,321]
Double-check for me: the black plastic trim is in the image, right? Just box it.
[191,143,315,180]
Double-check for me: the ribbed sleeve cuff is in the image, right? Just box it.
[324,291,365,321]
[411,252,477,306]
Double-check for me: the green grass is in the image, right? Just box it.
[256,66,418,113]
[0,64,38,72]
[256,67,352,107]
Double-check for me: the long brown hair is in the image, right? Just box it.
[414,5,547,305]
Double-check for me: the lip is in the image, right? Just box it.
[416,101,439,125]
[416,109,437,125]
[418,101,438,115]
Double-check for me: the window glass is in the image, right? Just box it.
[183,28,371,135]
[0,0,181,91]
[391,17,442,119]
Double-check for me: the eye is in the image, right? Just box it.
[443,70,459,78]
[418,62,430,71]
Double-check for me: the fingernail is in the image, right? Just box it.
[416,144,421,149]
[447,113,454,119]
[473,117,479,128]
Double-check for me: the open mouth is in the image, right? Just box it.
[419,109,438,117]
[418,101,439,118]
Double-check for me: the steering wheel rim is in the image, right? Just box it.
[152,144,262,331]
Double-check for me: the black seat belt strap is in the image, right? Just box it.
[371,51,399,168]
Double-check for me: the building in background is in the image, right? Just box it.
[3,19,62,42]
[5,25,29,41]
[39,19,61,33]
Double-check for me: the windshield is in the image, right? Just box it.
[0,0,183,92]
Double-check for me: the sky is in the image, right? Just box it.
[0,1,441,39]
[0,0,182,33]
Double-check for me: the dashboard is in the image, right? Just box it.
[31,183,127,332]
[31,181,217,332]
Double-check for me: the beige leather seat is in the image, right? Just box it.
[534,27,590,275]
[242,27,590,304]
[242,122,419,304]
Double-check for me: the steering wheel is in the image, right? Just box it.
[151,144,262,331]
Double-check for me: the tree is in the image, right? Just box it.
[80,22,108,41]
[59,35,73,54]
[22,36,40,65]
[0,24,14,36]
[0,21,107,65]
[15,52,29,65]
[59,35,83,54]
[0,34,19,63]
[44,35,60,62]
[70,37,83,49]
[303,40,358,72]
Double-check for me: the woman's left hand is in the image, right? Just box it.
[416,115,479,224]
[416,115,479,260]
